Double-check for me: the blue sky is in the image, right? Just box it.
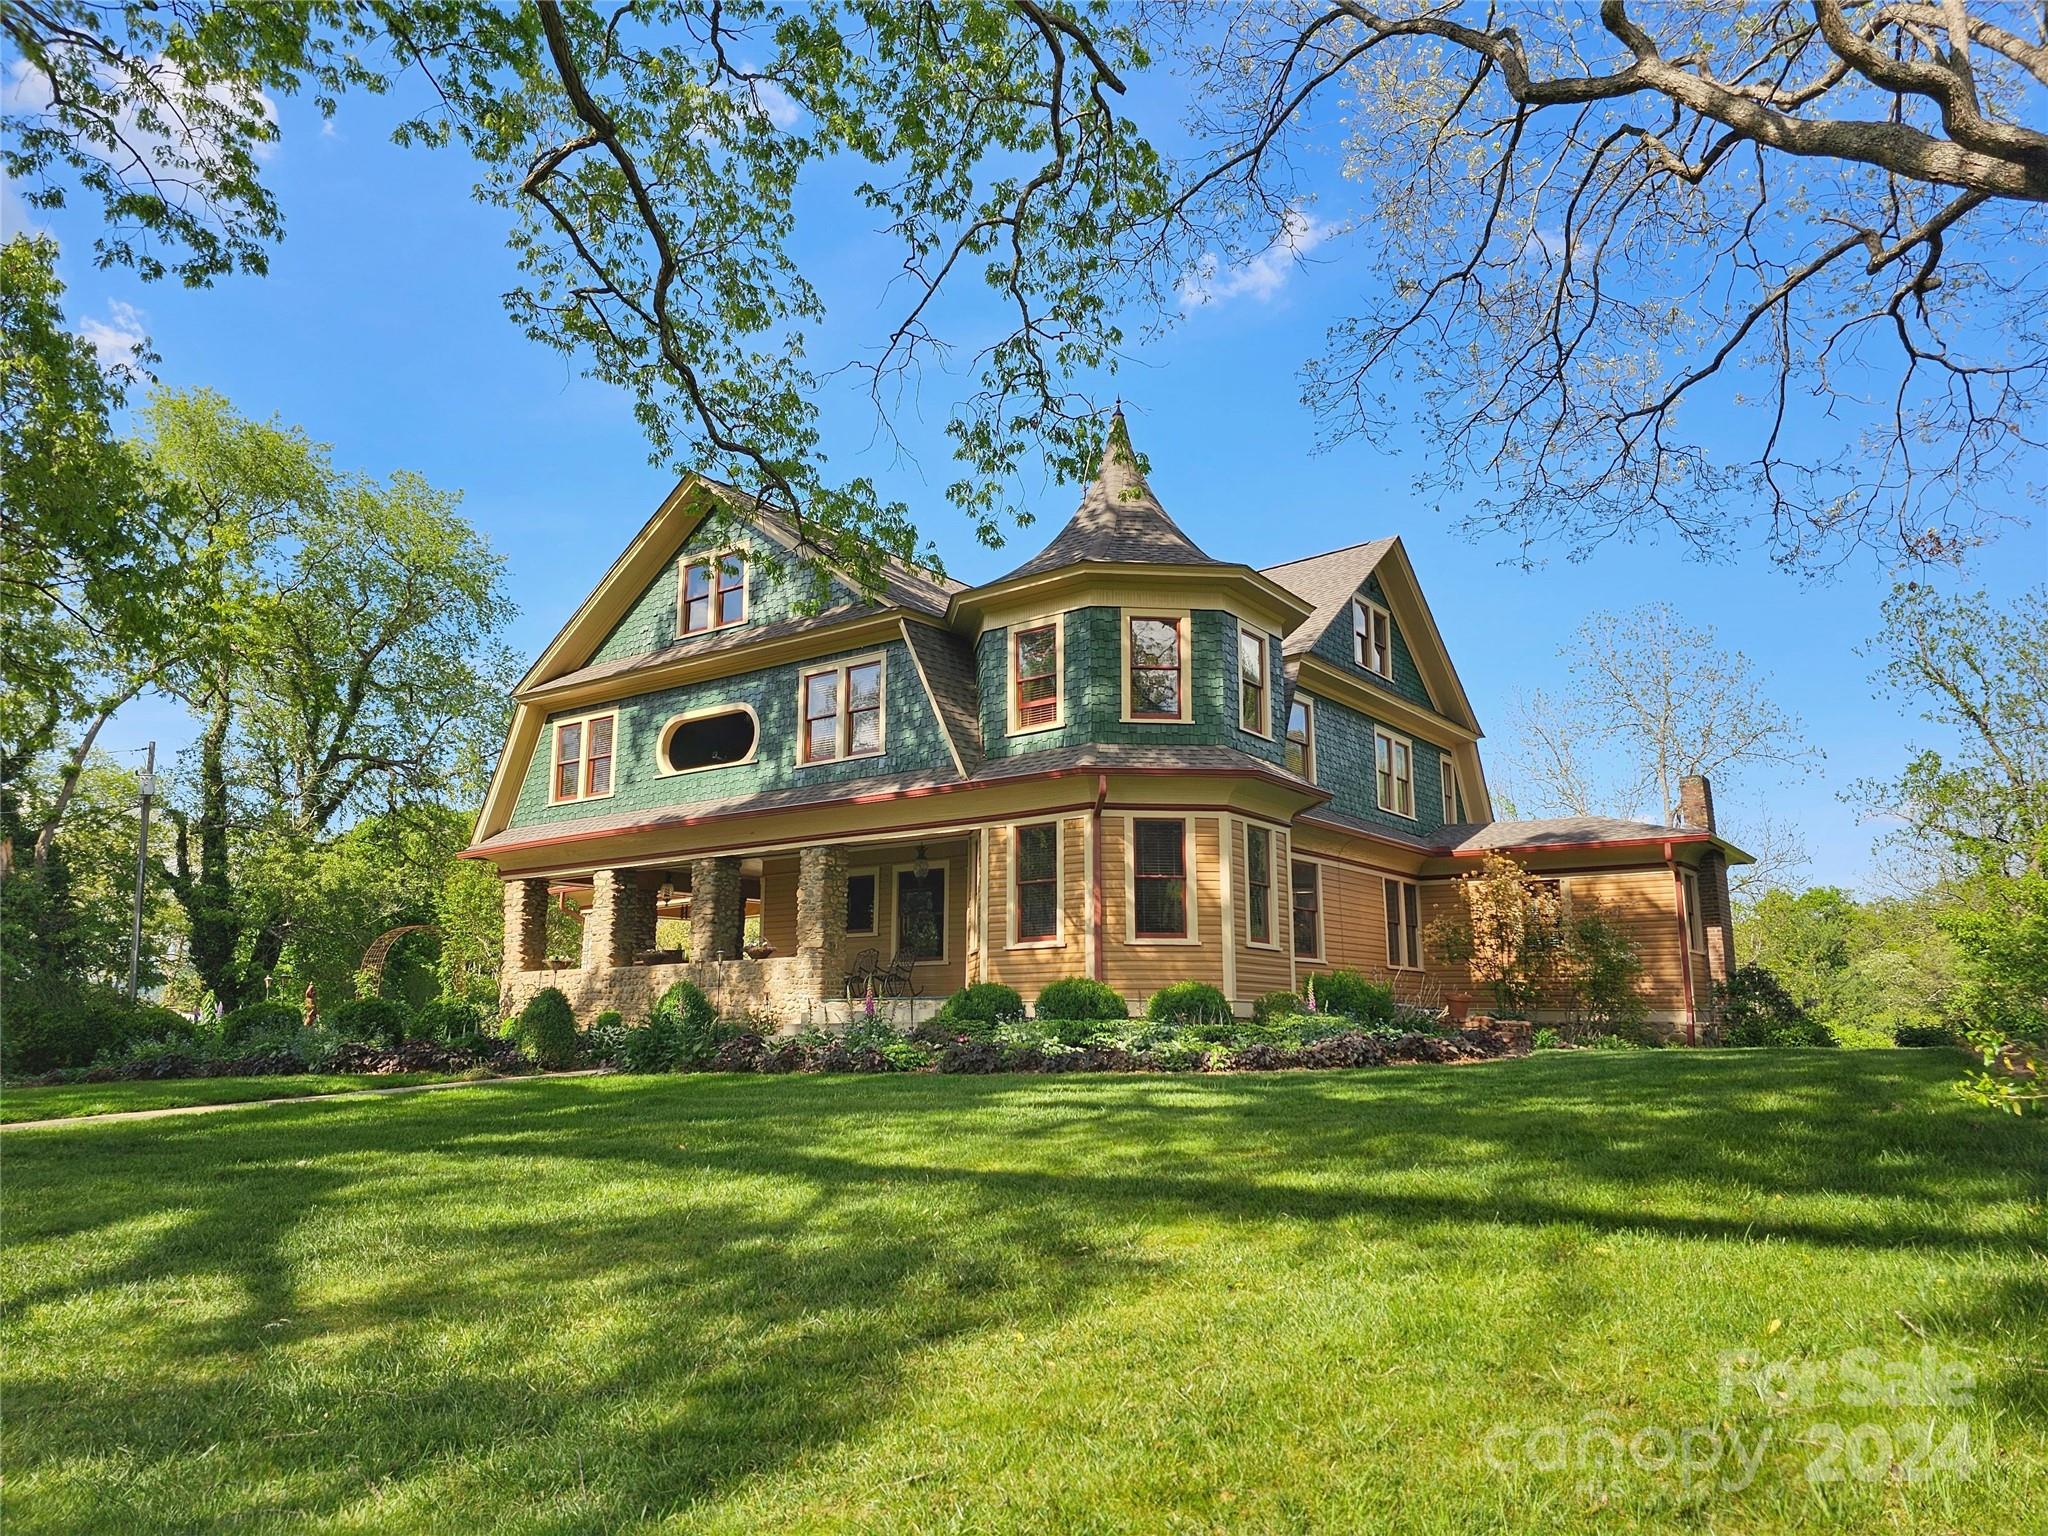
[10,68,2041,894]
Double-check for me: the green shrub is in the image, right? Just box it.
[1034,977,1128,1022]
[2,980,195,1074]
[1147,981,1233,1029]
[1251,990,1301,1023]
[1532,1026,1566,1050]
[939,982,1027,1029]
[1828,1022,1899,1050]
[1313,970,1396,1025]
[580,1010,627,1064]
[329,996,415,1047]
[1895,1024,1959,1048]
[508,988,578,1068]
[218,1000,302,1048]
[412,996,488,1045]
[1715,964,1834,1047]
[620,1010,682,1072]
[1581,1031,1647,1051]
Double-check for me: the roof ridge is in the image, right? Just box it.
[1259,535,1396,573]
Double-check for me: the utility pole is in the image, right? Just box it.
[127,741,154,1000]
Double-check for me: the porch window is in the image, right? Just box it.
[1440,751,1460,823]
[1132,818,1188,938]
[681,552,747,633]
[551,712,616,803]
[1238,627,1268,737]
[1246,825,1273,945]
[1127,615,1184,720]
[1286,696,1315,781]
[1012,622,1060,730]
[1383,877,1422,970]
[896,867,946,960]
[1375,727,1415,817]
[1014,822,1059,942]
[799,656,886,765]
[1291,860,1320,959]
[846,872,877,936]
[1354,597,1392,679]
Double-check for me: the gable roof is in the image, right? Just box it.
[1260,539,1397,659]
[992,411,1219,582]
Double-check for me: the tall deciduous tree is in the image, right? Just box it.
[129,390,516,1012]
[7,5,2042,580]
[1501,603,1818,834]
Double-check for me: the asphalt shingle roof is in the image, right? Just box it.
[993,412,1219,582]
[1259,539,1397,658]
[903,621,985,775]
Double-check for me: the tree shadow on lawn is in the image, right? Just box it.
[4,1051,2042,1529]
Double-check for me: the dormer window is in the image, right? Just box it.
[1124,612,1188,721]
[549,711,616,805]
[1009,619,1062,733]
[1354,597,1392,680]
[681,552,747,634]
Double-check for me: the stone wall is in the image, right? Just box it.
[500,951,840,1032]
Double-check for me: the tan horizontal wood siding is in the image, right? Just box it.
[983,814,1091,1002]
[1231,817,1294,1003]
[761,839,971,1001]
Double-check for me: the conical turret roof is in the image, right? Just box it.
[995,411,1219,581]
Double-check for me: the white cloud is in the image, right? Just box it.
[78,298,148,368]
[1181,208,1338,309]
[2,52,279,173]
[750,80,802,131]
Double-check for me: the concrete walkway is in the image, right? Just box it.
[1,1068,612,1132]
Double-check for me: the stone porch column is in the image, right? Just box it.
[796,844,848,983]
[502,877,550,974]
[589,868,659,967]
[689,856,745,962]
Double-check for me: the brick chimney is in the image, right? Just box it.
[1676,775,1716,833]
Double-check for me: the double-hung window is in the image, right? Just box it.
[1375,728,1415,817]
[846,872,878,936]
[1286,697,1315,781]
[1291,860,1321,959]
[1238,627,1268,737]
[1014,822,1059,943]
[1246,825,1274,946]
[1126,615,1186,720]
[1132,818,1188,938]
[1681,868,1707,954]
[1354,598,1392,679]
[550,712,616,804]
[1012,621,1060,731]
[799,656,885,765]
[1440,751,1461,824]
[1383,877,1422,970]
[681,552,746,634]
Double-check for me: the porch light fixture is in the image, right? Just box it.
[912,844,929,878]
[659,874,675,903]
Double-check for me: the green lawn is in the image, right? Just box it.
[0,1073,462,1123]
[4,1054,2042,1533]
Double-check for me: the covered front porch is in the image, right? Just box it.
[499,834,972,1028]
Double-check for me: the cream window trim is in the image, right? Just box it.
[1006,818,1065,950]
[546,710,619,807]
[1244,821,1283,951]
[1005,613,1067,737]
[844,866,881,937]
[795,650,888,768]
[1123,813,1201,945]
[1290,854,1324,962]
[653,703,762,779]
[677,548,750,635]
[1120,608,1192,724]
[1237,625,1272,740]
[1383,875,1424,971]
[1286,694,1317,784]
[1374,726,1418,819]
[1681,867,1708,956]
[1353,596,1393,680]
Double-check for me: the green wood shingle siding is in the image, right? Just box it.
[1305,694,1453,835]
[591,523,863,664]
[976,607,1286,764]
[506,640,952,829]
[1307,572,1433,711]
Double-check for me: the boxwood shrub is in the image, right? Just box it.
[329,996,415,1047]
[938,983,1026,1030]
[1147,981,1233,1029]
[509,987,578,1068]
[1312,969,1396,1025]
[218,1000,303,1048]
[1034,977,1128,1021]
[1251,989,1301,1023]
